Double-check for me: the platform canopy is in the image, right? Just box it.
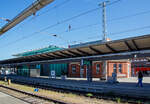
[1,34,150,66]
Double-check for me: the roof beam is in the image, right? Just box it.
[23,57,35,61]
[37,55,50,59]
[59,51,74,57]
[76,49,91,56]
[52,53,67,58]
[3,50,150,66]
[39,54,52,58]
[27,56,39,60]
[31,55,48,61]
[32,55,43,59]
[105,44,116,52]
[67,50,81,56]
[44,53,56,58]
[40,54,50,58]
[0,0,54,35]
[124,41,133,51]
[132,40,139,50]
[89,46,103,54]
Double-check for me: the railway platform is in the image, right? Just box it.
[0,75,150,100]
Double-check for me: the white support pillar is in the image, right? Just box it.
[102,60,107,80]
[80,59,84,78]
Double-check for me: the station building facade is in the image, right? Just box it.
[68,40,131,78]
[68,60,131,78]
[13,45,68,77]
[12,40,132,78]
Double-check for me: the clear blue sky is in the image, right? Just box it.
[0,0,150,60]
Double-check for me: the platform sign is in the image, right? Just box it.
[51,70,56,78]
[83,60,90,65]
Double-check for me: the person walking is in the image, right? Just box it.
[136,70,143,87]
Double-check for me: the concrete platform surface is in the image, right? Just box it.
[40,76,150,83]
[1,75,150,99]
[0,92,29,104]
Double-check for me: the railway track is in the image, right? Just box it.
[0,87,48,104]
[0,85,71,104]
[0,75,150,103]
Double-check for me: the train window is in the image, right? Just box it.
[96,64,100,74]
[72,65,76,74]
[119,64,122,73]
[113,64,117,73]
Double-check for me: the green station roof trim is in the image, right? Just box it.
[13,45,64,57]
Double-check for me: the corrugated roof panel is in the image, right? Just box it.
[69,49,83,55]
[92,45,112,53]
[134,37,150,49]
[108,42,128,51]
[126,40,137,50]
[78,47,96,55]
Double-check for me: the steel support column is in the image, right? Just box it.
[80,59,84,78]
[87,60,93,82]
[102,60,107,80]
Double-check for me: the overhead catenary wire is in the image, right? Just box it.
[0,7,102,48]
[1,0,147,48]
[3,0,71,37]
[23,0,30,4]
[28,0,71,21]
[0,0,121,47]
[1,0,121,46]
[3,7,150,43]
[65,25,150,46]
[31,30,101,48]
[108,9,150,22]
[6,24,150,49]
[108,0,121,6]
[75,25,150,44]
[59,9,150,33]
[1,9,150,48]
[54,24,150,46]
[84,25,150,41]
[109,25,150,36]
[34,8,150,39]
[26,0,121,25]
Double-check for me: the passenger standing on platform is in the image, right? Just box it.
[136,71,143,87]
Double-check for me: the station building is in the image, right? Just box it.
[68,40,131,78]
[68,60,131,78]
[1,34,150,80]
[10,40,131,79]
[13,45,68,77]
